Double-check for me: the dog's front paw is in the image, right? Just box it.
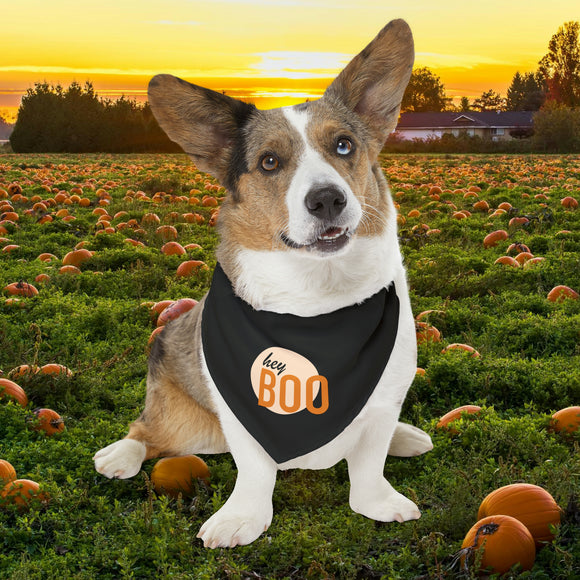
[350,480,420,523]
[197,504,273,548]
[93,439,146,479]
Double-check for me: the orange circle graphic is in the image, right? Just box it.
[250,347,322,415]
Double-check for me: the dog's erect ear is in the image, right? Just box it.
[148,74,256,190]
[324,19,414,149]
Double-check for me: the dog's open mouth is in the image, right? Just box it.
[281,226,352,254]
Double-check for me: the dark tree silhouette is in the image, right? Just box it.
[10,81,179,153]
[401,67,450,112]
[506,72,545,111]
[538,21,580,107]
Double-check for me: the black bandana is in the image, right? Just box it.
[201,263,400,463]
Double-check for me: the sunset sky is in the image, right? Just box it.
[1,0,579,122]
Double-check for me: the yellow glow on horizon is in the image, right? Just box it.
[1,0,579,119]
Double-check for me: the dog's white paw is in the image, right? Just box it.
[350,480,421,522]
[388,422,433,457]
[197,504,273,548]
[93,439,147,479]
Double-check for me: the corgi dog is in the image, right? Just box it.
[94,19,433,549]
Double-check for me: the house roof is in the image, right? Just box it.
[397,111,534,129]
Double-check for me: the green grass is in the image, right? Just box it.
[0,153,579,579]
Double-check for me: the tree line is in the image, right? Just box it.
[6,21,579,153]
[402,21,579,113]
[9,81,180,153]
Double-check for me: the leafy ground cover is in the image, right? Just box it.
[0,153,578,579]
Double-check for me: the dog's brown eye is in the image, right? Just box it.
[336,138,353,156]
[261,155,279,171]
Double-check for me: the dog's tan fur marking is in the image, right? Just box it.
[126,300,228,459]
[216,110,304,270]
[302,102,391,239]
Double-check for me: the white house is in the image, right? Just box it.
[395,111,535,141]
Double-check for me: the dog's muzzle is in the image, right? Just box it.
[281,185,354,254]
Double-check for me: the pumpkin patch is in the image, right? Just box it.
[0,153,578,577]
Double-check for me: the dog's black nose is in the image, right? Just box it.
[305,186,346,221]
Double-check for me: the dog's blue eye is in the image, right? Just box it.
[261,155,279,171]
[336,138,353,156]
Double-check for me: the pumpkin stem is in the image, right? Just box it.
[450,522,500,574]
[474,522,500,542]
[449,546,473,573]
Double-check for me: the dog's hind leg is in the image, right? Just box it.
[93,374,227,480]
[387,422,433,457]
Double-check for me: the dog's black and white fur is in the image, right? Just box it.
[94,19,433,548]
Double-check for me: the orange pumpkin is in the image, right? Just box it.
[8,364,40,378]
[0,378,28,407]
[415,309,444,321]
[147,326,164,345]
[477,483,561,546]
[40,363,73,377]
[560,196,578,209]
[151,455,210,498]
[461,515,535,574]
[156,298,198,327]
[507,242,531,255]
[415,321,441,343]
[3,281,39,297]
[208,208,220,227]
[514,251,534,265]
[494,256,519,267]
[201,196,219,207]
[547,285,579,302]
[523,257,545,268]
[550,406,580,434]
[472,200,489,212]
[124,238,145,248]
[483,229,508,248]
[0,459,16,484]
[62,248,93,267]
[150,300,175,318]
[509,216,530,227]
[441,343,480,357]
[141,213,161,225]
[37,252,59,262]
[176,260,209,278]
[436,405,482,431]
[1,479,48,509]
[31,408,65,436]
[155,225,178,241]
[160,241,186,256]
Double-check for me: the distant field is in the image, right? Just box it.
[0,153,579,579]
